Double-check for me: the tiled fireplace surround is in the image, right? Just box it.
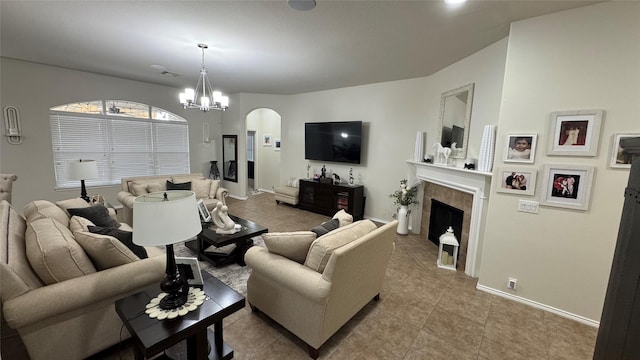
[410,161,492,277]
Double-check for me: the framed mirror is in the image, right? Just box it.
[437,83,474,159]
[223,135,238,182]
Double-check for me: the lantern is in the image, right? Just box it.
[437,226,459,271]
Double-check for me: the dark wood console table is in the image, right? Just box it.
[298,179,365,220]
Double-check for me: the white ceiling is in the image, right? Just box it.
[0,0,602,95]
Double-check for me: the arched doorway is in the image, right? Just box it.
[245,108,281,195]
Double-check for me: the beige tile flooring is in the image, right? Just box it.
[96,192,597,359]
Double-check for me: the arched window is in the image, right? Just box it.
[50,100,190,189]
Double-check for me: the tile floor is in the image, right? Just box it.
[96,192,597,360]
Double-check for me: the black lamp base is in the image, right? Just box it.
[159,244,189,310]
[80,179,90,202]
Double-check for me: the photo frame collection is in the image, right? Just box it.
[498,109,636,211]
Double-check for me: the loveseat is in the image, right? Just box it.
[117,173,228,225]
[245,215,398,359]
[0,199,165,360]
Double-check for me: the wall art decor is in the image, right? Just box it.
[504,134,537,163]
[609,133,639,168]
[263,134,272,146]
[274,138,281,151]
[540,164,595,210]
[496,167,536,196]
[547,109,604,156]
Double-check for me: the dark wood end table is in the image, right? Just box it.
[115,271,245,360]
[186,215,268,267]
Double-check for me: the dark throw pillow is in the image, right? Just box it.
[88,226,148,259]
[166,180,192,190]
[310,218,340,238]
[68,205,120,228]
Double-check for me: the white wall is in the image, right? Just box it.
[0,58,222,210]
[478,1,640,322]
[221,39,508,222]
[246,108,281,191]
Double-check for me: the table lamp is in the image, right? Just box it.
[133,191,201,310]
[67,159,99,202]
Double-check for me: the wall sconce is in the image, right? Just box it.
[3,106,22,145]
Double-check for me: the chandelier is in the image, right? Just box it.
[179,43,229,112]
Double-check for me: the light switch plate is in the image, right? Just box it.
[518,200,539,214]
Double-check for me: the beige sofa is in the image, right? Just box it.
[117,173,228,225]
[245,218,398,358]
[0,199,165,360]
[0,174,17,204]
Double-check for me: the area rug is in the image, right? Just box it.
[174,236,264,296]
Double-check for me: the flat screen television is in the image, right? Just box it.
[305,121,362,164]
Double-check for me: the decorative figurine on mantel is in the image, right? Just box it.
[307,163,311,179]
[333,173,341,185]
[349,168,354,185]
[433,142,453,165]
[320,165,327,178]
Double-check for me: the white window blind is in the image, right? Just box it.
[50,102,189,189]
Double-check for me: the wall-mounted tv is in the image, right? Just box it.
[305,121,362,164]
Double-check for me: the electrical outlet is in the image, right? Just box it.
[518,200,539,214]
[507,277,518,290]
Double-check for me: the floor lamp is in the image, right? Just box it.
[133,190,202,310]
[67,159,99,202]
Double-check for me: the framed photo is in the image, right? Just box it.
[547,109,604,156]
[274,138,281,151]
[197,199,211,222]
[263,134,272,146]
[609,133,639,168]
[496,167,536,196]
[540,164,595,211]
[504,134,537,163]
[175,257,204,287]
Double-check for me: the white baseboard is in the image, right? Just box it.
[227,194,248,200]
[476,284,599,328]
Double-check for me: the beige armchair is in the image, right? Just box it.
[0,174,17,204]
[245,220,397,358]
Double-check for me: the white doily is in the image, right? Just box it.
[145,287,207,320]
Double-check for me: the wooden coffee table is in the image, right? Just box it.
[115,271,245,360]
[186,215,268,267]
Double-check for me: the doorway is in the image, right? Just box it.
[247,130,256,193]
[245,108,281,195]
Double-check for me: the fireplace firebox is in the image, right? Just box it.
[428,199,464,250]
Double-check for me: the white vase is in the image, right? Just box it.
[397,205,410,235]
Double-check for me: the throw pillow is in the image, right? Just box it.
[74,231,140,270]
[69,215,95,233]
[332,209,353,227]
[88,225,148,259]
[25,218,96,284]
[147,182,165,193]
[310,218,340,237]
[192,178,211,199]
[56,198,90,215]
[209,179,220,199]
[67,205,120,228]
[304,219,377,273]
[166,180,191,190]
[131,182,149,196]
[262,231,317,264]
[22,200,70,227]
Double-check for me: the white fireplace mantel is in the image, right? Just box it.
[407,160,492,277]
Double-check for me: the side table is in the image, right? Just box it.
[115,271,245,360]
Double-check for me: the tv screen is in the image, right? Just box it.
[305,121,362,164]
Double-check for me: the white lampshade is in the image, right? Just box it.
[67,160,99,181]
[133,191,201,246]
